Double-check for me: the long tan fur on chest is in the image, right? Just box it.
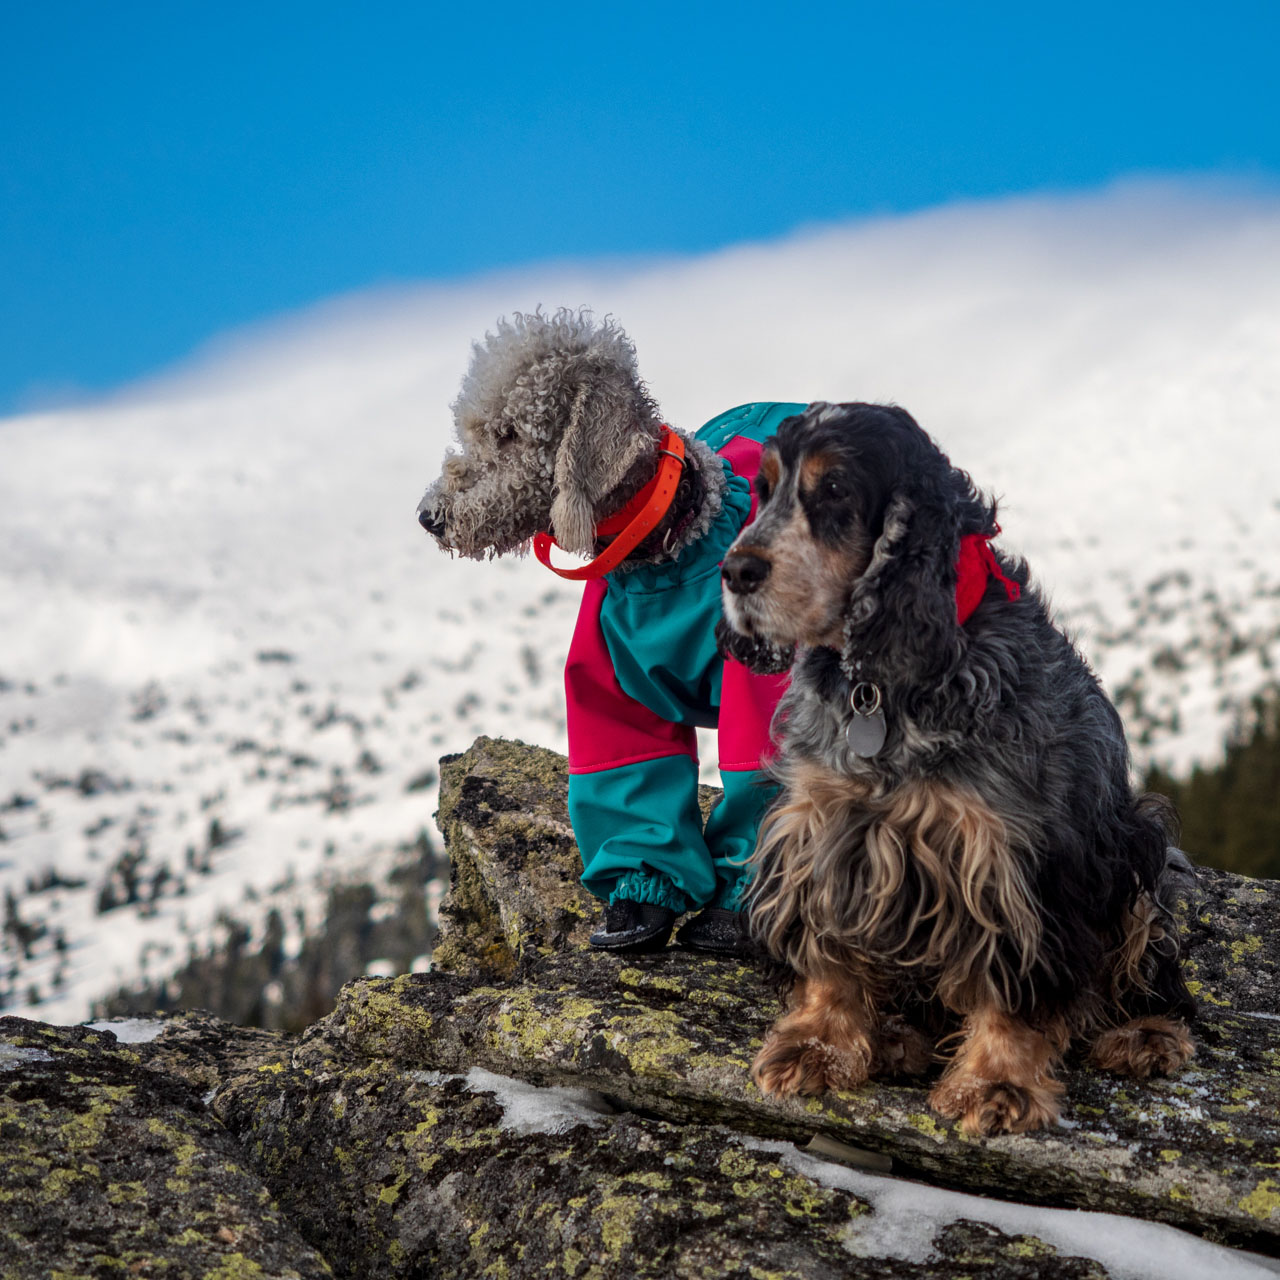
[752,759,1043,1014]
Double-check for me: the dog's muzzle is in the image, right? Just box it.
[722,550,771,595]
[417,507,447,539]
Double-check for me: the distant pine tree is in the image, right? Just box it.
[1145,685,1280,881]
[93,827,445,1031]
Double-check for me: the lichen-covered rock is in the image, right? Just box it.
[410,736,1280,1250]
[433,737,592,979]
[433,738,727,980]
[214,1034,1107,1278]
[93,1008,293,1093]
[307,956,1280,1250]
[0,1016,331,1279]
[1179,867,1280,1017]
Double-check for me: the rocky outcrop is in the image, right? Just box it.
[416,739,1280,1243]
[212,1033,1116,1279]
[0,1016,329,1279]
[4,734,1279,1278]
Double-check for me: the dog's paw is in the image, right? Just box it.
[752,1033,872,1098]
[875,1015,934,1077]
[929,1077,1062,1136]
[927,1074,983,1121]
[1089,1017,1194,1079]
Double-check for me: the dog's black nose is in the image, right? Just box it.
[418,507,446,538]
[722,551,772,595]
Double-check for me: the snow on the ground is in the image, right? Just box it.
[462,1067,615,1135]
[83,1016,167,1044]
[743,1136,1280,1279]
[1,178,1278,1024]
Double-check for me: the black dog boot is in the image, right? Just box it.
[589,900,677,953]
[675,907,750,956]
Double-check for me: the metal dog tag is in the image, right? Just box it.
[846,682,887,757]
[846,711,887,757]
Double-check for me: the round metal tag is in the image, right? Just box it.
[846,709,887,757]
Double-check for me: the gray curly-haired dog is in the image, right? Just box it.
[418,309,795,953]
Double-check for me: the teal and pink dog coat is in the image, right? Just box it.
[563,402,803,914]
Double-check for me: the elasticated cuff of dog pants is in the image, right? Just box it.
[610,872,690,914]
[709,876,752,913]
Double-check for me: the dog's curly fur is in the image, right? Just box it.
[417,308,728,564]
[721,401,1196,1136]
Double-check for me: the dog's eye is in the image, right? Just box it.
[755,475,772,505]
[821,476,849,501]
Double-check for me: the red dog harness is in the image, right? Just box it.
[955,531,1021,624]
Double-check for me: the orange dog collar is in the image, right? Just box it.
[533,427,687,580]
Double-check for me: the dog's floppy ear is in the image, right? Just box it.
[841,433,972,685]
[549,371,658,555]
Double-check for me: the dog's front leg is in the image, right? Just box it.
[751,973,877,1098]
[928,1006,1068,1136]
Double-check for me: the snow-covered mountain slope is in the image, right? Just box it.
[2,180,1279,1024]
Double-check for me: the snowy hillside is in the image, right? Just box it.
[2,180,1279,1025]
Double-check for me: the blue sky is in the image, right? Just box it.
[2,1,1277,414]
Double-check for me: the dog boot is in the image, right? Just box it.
[675,907,750,956]
[589,901,677,953]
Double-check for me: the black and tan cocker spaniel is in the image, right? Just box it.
[719,401,1195,1136]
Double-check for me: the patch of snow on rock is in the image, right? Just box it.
[0,1043,55,1069]
[464,1067,615,1135]
[83,1017,167,1044]
[741,1137,1280,1280]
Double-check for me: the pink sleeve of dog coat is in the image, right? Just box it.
[565,578,697,773]
[715,432,788,772]
[717,659,786,770]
